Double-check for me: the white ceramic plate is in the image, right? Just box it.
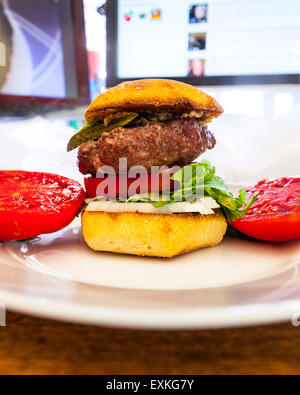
[1,218,300,329]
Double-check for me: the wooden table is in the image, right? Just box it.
[0,312,299,375]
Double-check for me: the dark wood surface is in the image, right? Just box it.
[0,312,299,375]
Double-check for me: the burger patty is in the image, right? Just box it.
[78,118,216,175]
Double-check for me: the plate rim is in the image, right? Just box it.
[0,288,296,329]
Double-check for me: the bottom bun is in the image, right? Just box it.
[82,210,227,258]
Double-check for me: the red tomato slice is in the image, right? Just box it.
[0,171,86,242]
[231,177,300,242]
[85,169,180,199]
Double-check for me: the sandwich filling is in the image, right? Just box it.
[67,111,216,175]
[82,160,258,222]
[78,118,215,175]
[67,100,257,222]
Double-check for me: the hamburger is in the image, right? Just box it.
[68,79,256,258]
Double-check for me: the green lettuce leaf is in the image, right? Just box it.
[170,160,258,222]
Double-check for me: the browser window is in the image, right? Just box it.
[117,0,300,79]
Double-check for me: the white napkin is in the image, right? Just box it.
[205,110,300,185]
[0,116,81,182]
[0,113,299,187]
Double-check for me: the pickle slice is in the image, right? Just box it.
[67,113,138,152]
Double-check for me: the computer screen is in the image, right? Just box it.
[0,0,89,115]
[107,0,300,86]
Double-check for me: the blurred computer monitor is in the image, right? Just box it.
[0,0,90,116]
[107,0,300,87]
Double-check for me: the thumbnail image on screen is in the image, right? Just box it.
[188,33,206,51]
[189,4,208,24]
[188,59,205,77]
[0,0,78,99]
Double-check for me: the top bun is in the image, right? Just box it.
[85,79,223,123]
